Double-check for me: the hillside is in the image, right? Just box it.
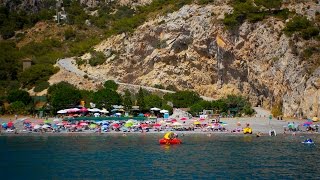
[0,0,319,117]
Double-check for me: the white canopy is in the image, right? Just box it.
[57,110,67,114]
[150,107,161,111]
[88,108,101,112]
[42,124,51,129]
[34,125,41,129]
[160,109,169,113]
[100,109,109,113]
[172,122,182,126]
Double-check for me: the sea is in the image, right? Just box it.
[0,134,319,179]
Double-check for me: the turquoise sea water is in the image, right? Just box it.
[0,134,319,179]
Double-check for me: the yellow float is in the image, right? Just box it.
[243,127,252,134]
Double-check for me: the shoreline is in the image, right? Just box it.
[1,115,318,137]
[0,130,318,137]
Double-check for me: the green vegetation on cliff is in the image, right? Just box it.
[223,0,289,29]
[283,16,319,40]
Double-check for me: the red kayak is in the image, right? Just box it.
[159,138,182,145]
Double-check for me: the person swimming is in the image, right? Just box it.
[305,138,313,143]
[302,138,314,144]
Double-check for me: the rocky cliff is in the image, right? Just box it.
[0,0,152,10]
[73,2,320,118]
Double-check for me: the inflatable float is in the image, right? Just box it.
[302,139,314,144]
[159,138,182,145]
[243,127,252,134]
[159,132,182,145]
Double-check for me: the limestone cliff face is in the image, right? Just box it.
[79,0,152,7]
[77,2,319,117]
[0,0,46,12]
[0,0,152,11]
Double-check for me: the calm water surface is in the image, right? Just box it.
[0,134,319,179]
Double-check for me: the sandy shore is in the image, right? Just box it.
[0,115,318,136]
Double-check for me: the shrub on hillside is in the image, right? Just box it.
[197,0,215,5]
[64,28,76,40]
[18,64,59,88]
[89,51,106,66]
[254,0,282,9]
[34,81,50,92]
[283,16,319,40]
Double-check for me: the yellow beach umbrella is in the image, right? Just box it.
[194,121,200,125]
[312,117,319,122]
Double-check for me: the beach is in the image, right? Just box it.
[0,114,317,136]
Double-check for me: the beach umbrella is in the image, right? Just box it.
[100,109,109,113]
[89,124,97,129]
[138,113,144,117]
[44,119,51,124]
[150,107,161,111]
[57,110,67,114]
[80,107,88,112]
[7,121,14,128]
[42,124,51,129]
[36,119,44,124]
[53,119,60,123]
[171,119,177,123]
[34,124,41,129]
[24,119,31,124]
[312,117,319,122]
[180,117,187,121]
[124,121,133,128]
[194,121,200,125]
[2,123,7,128]
[102,124,108,128]
[172,122,182,126]
[115,113,121,116]
[303,121,312,127]
[101,125,109,130]
[112,123,120,129]
[159,120,165,124]
[153,123,161,128]
[88,108,101,112]
[144,113,150,117]
[80,122,88,126]
[140,124,149,129]
[56,123,64,126]
[160,109,169,113]
[67,108,80,113]
[199,117,205,121]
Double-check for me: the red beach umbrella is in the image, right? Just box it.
[180,117,187,121]
[80,107,88,112]
[112,123,120,128]
[140,124,149,129]
[24,119,31,123]
[79,122,88,126]
[7,121,13,128]
[153,124,161,128]
[36,119,44,124]
[171,119,177,123]
[153,123,161,127]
